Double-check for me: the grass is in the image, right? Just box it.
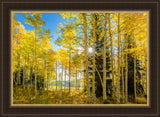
[13,86,147,104]
[13,86,89,104]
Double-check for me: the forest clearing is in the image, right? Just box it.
[12,12,148,104]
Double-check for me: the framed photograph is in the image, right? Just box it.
[0,0,159,116]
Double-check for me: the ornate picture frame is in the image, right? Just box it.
[0,0,159,116]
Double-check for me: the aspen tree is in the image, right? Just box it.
[92,13,96,103]
[82,13,90,103]
[109,13,115,102]
[117,13,120,104]
[125,35,128,104]
[103,13,107,101]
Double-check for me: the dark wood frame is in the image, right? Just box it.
[0,0,159,116]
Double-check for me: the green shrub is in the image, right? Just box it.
[103,99,110,104]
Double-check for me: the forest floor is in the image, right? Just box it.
[13,86,99,104]
[13,86,147,104]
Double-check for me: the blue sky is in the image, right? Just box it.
[15,13,67,51]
